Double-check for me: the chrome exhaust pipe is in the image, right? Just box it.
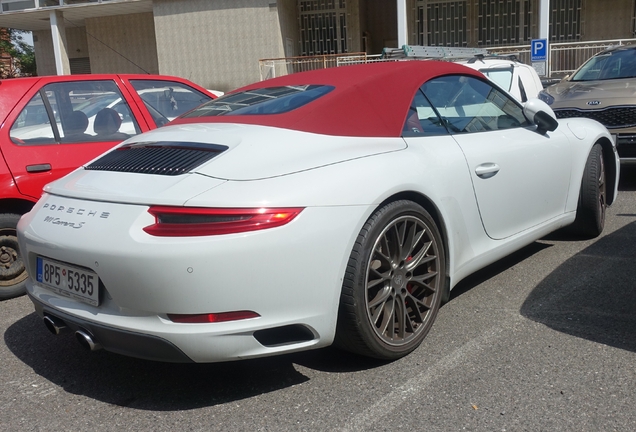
[75,329,102,351]
[43,315,67,335]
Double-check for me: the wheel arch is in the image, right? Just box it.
[376,190,452,302]
[597,136,618,206]
[0,198,36,216]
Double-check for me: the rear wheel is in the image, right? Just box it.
[335,201,446,360]
[572,143,606,238]
[0,213,27,300]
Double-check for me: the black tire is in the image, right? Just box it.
[572,143,606,238]
[0,213,27,300]
[334,200,446,360]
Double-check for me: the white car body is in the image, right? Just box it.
[458,57,544,102]
[17,62,619,363]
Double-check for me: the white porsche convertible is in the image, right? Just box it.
[17,61,619,363]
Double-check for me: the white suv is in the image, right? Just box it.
[381,46,544,103]
[457,57,544,102]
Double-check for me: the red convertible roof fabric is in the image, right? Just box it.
[171,61,484,137]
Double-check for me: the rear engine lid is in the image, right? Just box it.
[45,122,406,203]
[88,123,407,181]
[44,168,227,206]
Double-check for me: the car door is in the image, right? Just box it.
[421,74,573,240]
[6,79,144,200]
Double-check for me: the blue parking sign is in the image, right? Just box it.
[531,39,548,62]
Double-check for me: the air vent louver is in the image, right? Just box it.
[85,142,227,176]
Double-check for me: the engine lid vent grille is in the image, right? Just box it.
[85,141,228,176]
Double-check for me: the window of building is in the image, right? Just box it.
[477,0,532,46]
[416,1,468,47]
[550,0,582,42]
[298,0,348,55]
[416,0,534,48]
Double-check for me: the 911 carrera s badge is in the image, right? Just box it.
[587,100,601,106]
[43,217,84,229]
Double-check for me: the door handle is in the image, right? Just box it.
[475,163,500,179]
[26,164,52,173]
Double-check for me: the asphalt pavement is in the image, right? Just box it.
[2,170,635,431]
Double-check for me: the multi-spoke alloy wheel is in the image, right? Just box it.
[597,151,606,224]
[572,143,606,238]
[335,200,446,360]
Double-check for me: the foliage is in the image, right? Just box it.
[0,29,37,78]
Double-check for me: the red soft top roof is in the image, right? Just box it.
[170,61,484,137]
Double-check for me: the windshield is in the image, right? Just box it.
[182,85,334,117]
[571,48,636,81]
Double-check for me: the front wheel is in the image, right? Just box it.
[571,143,606,238]
[0,213,27,300]
[334,201,446,360]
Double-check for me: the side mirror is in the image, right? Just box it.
[523,98,558,134]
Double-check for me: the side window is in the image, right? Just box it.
[421,75,530,134]
[480,68,513,92]
[10,92,56,145]
[130,80,213,127]
[402,89,449,137]
[10,80,140,145]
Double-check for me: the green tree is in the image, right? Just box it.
[0,28,36,78]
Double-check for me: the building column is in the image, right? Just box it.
[538,0,550,75]
[50,10,71,75]
[538,0,550,40]
[397,0,407,47]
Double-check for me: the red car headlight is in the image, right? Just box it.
[143,206,304,236]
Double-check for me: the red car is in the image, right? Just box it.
[0,74,215,299]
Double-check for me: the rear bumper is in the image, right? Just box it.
[19,195,368,362]
[30,292,194,363]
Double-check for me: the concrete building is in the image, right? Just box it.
[0,0,635,91]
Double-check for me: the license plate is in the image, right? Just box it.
[36,257,100,306]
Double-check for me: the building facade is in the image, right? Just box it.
[1,0,635,91]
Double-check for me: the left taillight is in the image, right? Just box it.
[143,206,304,237]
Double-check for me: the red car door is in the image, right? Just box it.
[4,77,152,200]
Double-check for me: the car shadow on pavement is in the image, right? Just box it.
[520,220,636,353]
[4,312,387,410]
[4,312,313,409]
[448,241,553,302]
[618,165,636,192]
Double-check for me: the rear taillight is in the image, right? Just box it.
[143,206,303,236]
[168,311,260,323]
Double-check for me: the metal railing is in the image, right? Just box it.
[259,52,369,81]
[489,38,636,77]
[259,39,636,80]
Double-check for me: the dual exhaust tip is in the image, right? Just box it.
[43,315,102,351]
